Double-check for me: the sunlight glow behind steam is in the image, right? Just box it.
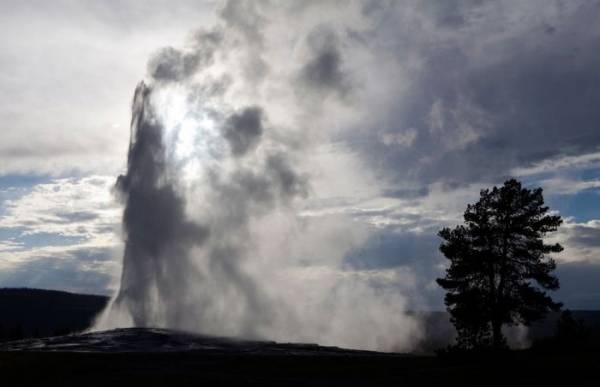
[94,1,422,353]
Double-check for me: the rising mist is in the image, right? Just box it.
[95,1,420,352]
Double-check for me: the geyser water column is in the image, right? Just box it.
[98,74,306,336]
[112,82,209,327]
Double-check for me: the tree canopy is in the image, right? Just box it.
[437,179,563,349]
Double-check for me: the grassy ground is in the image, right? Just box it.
[0,349,597,386]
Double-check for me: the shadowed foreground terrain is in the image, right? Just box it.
[1,290,599,386]
[0,327,385,355]
[0,327,598,386]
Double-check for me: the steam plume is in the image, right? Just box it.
[95,1,420,351]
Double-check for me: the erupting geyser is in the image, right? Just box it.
[98,78,305,337]
[112,82,209,327]
[95,1,420,352]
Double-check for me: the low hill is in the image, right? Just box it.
[0,288,108,340]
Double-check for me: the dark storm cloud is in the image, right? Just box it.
[301,46,348,95]
[349,0,600,193]
[223,107,264,156]
[418,0,490,28]
[382,186,430,200]
[299,28,351,97]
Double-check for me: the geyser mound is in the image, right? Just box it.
[0,328,392,356]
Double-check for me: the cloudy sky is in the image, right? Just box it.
[1,0,600,312]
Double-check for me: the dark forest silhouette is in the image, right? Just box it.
[0,288,107,342]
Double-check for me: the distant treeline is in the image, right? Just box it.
[1,287,599,352]
[0,288,108,342]
[415,310,600,353]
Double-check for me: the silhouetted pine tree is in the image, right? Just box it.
[10,323,24,341]
[437,179,563,350]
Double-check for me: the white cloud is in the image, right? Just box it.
[549,218,600,264]
[0,176,120,239]
[379,128,418,148]
[538,176,600,195]
[512,150,600,177]
[0,176,122,292]
[302,179,482,235]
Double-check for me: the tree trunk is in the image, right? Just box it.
[492,319,503,349]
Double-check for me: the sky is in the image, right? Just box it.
[1,0,600,313]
